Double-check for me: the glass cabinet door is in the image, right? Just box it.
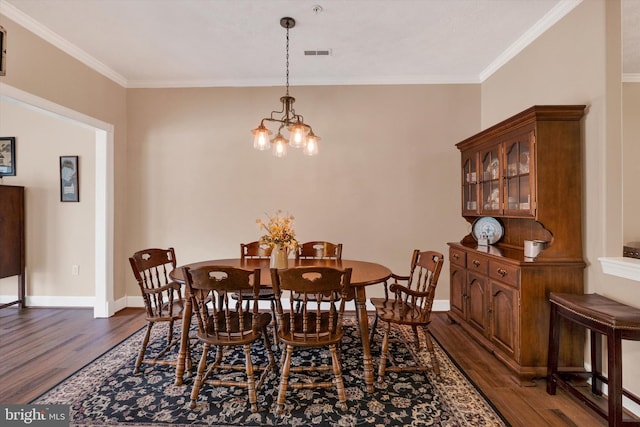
[503,130,535,216]
[480,147,501,215]
[462,151,479,214]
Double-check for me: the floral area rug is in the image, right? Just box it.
[34,317,509,427]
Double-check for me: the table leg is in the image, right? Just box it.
[354,287,375,393]
[175,296,192,386]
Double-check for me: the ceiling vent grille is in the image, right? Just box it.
[304,49,332,56]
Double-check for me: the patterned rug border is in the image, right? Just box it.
[34,316,509,427]
[429,333,511,427]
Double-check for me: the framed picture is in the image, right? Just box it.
[0,25,6,76]
[0,137,16,176]
[60,155,79,202]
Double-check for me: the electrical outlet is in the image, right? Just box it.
[72,265,79,276]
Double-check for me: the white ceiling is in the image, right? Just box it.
[1,0,638,88]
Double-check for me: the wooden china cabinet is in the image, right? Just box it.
[448,105,586,383]
[0,185,26,309]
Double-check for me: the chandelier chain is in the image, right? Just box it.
[251,16,319,156]
[285,25,290,96]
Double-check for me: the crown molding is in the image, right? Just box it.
[479,0,583,82]
[623,73,640,83]
[0,0,128,87]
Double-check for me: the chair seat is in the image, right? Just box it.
[233,288,276,300]
[373,298,429,325]
[199,312,272,345]
[151,299,185,321]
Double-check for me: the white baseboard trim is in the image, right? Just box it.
[0,295,451,313]
[0,295,95,308]
[582,362,640,418]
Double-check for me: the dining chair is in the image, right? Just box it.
[271,266,352,414]
[183,265,277,413]
[369,250,444,382]
[129,247,192,375]
[293,241,343,312]
[295,241,343,261]
[234,241,279,347]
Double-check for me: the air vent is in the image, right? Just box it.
[304,49,332,56]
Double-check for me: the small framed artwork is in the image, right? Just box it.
[0,25,6,76]
[60,155,79,202]
[0,136,16,176]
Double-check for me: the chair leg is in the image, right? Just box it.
[411,325,420,350]
[243,344,259,413]
[377,322,391,383]
[276,344,293,415]
[330,343,347,410]
[134,323,153,374]
[369,313,379,344]
[270,299,280,352]
[167,319,175,343]
[422,327,440,378]
[190,343,210,409]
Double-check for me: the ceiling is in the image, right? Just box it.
[1,0,638,88]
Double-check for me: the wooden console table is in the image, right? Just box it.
[547,293,640,426]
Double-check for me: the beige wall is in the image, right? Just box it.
[0,100,95,300]
[483,0,640,403]
[623,82,640,241]
[0,14,128,299]
[3,0,640,408]
[126,85,479,300]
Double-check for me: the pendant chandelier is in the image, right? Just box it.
[251,17,320,157]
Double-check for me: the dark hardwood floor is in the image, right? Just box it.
[0,307,608,426]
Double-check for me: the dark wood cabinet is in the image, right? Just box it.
[448,106,586,383]
[0,185,26,309]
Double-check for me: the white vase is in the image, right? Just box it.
[270,245,289,269]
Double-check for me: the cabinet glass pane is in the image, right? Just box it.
[463,155,478,212]
[481,149,500,212]
[482,181,500,211]
[504,136,531,212]
[481,150,499,181]
[506,177,530,210]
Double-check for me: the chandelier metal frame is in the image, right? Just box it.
[251,17,319,157]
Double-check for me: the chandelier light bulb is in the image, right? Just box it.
[250,17,321,157]
[304,132,320,156]
[252,124,272,151]
[272,133,288,157]
[289,123,308,148]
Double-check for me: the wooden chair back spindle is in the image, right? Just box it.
[183,265,275,413]
[270,266,352,414]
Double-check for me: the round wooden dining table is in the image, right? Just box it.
[170,258,392,393]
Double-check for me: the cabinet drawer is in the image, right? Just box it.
[449,248,466,267]
[467,254,488,275]
[489,261,520,287]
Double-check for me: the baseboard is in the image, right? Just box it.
[0,294,95,307]
[583,361,640,418]
[2,293,450,316]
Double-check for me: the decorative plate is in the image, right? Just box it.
[472,216,504,245]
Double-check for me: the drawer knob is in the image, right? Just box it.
[453,253,459,260]
[497,268,507,277]
[472,260,481,267]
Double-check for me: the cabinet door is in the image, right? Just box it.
[450,265,466,319]
[479,147,501,215]
[461,150,479,215]
[503,130,535,217]
[0,186,24,278]
[466,271,488,336]
[489,280,520,361]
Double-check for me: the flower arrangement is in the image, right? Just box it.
[256,210,298,251]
